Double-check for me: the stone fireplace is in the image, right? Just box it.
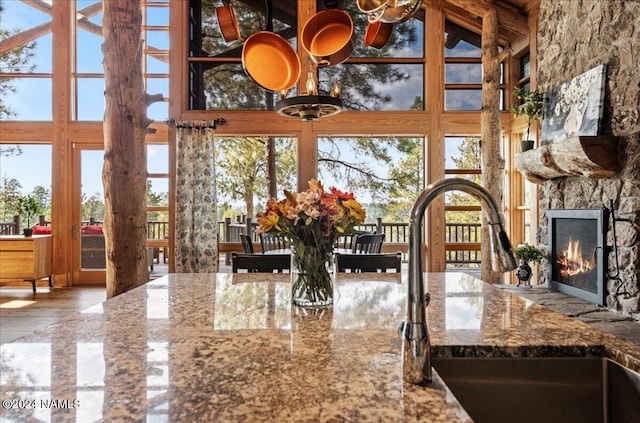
[534,1,640,316]
[547,208,607,306]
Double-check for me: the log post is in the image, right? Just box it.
[480,6,503,283]
[102,0,151,298]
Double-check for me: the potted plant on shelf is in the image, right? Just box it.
[15,195,43,237]
[514,243,545,287]
[510,87,544,152]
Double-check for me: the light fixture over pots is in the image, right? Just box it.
[276,72,343,121]
[275,2,351,121]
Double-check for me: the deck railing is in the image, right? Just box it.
[219,216,481,266]
[0,216,20,235]
[0,215,482,266]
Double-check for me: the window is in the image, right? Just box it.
[444,136,481,268]
[444,21,505,111]
[144,1,169,121]
[147,144,169,245]
[187,0,298,111]
[318,136,424,226]
[74,0,169,121]
[75,1,104,121]
[320,2,425,111]
[187,1,426,112]
[0,2,53,120]
[513,50,535,243]
[0,144,53,226]
[215,136,297,220]
[515,51,531,93]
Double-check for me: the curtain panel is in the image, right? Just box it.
[175,123,219,272]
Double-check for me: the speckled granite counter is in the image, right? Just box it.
[1,272,639,422]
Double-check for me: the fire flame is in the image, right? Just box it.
[557,238,593,278]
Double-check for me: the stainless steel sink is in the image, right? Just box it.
[432,357,640,423]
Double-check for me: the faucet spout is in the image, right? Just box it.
[402,178,517,385]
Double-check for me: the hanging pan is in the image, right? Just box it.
[368,0,422,24]
[301,8,355,67]
[357,0,392,16]
[364,21,393,49]
[216,1,242,43]
[241,0,300,92]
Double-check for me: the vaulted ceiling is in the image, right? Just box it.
[248,0,537,43]
[441,0,537,40]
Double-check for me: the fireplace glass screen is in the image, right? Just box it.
[547,208,607,305]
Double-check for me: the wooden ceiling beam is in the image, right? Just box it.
[0,22,51,55]
[441,0,529,36]
[2,1,104,54]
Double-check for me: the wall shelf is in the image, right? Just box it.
[515,136,619,184]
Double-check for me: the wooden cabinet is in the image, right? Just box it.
[0,235,53,293]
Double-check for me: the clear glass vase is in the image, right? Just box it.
[290,243,334,307]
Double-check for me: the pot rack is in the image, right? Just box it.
[229,0,420,121]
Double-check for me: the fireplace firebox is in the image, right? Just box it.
[547,208,608,306]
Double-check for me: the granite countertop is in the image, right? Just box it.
[1,272,639,422]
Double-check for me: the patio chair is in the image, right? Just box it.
[336,252,402,273]
[231,252,290,273]
[239,233,254,253]
[352,233,385,254]
[336,230,375,250]
[259,233,288,252]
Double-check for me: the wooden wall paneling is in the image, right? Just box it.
[507,50,526,248]
[205,111,432,136]
[297,125,315,192]
[51,0,73,287]
[425,0,446,272]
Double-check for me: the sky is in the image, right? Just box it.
[1,0,169,198]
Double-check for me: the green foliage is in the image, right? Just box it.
[0,145,23,157]
[385,136,423,221]
[319,136,391,200]
[447,137,482,224]
[0,3,37,119]
[515,243,545,264]
[15,195,43,227]
[215,136,296,217]
[0,176,22,221]
[81,193,105,221]
[509,87,544,141]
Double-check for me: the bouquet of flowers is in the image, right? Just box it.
[257,179,366,306]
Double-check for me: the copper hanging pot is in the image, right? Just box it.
[216,1,241,43]
[301,9,355,67]
[241,0,300,92]
[242,32,301,92]
[364,21,393,49]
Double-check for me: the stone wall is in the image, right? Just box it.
[536,0,640,316]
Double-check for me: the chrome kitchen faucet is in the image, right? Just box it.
[402,178,517,385]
